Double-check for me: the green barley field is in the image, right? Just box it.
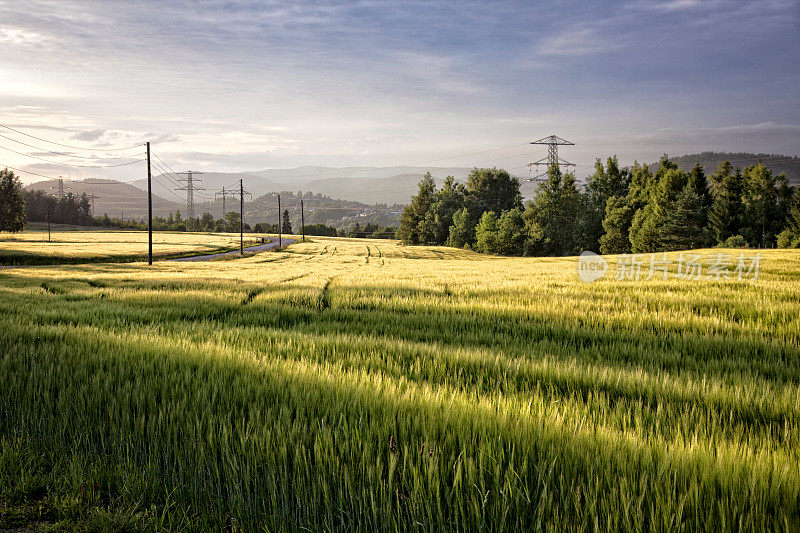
[1,236,799,531]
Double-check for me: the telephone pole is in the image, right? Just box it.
[300,199,305,242]
[239,179,244,255]
[46,207,51,243]
[526,135,575,181]
[176,170,205,231]
[147,142,152,265]
[278,194,281,247]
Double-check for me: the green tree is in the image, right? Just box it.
[629,203,661,253]
[584,156,629,252]
[599,196,633,254]
[282,209,293,234]
[775,174,795,233]
[421,176,466,244]
[397,172,436,244]
[474,211,500,254]
[447,207,474,248]
[687,163,712,210]
[629,158,688,252]
[496,208,526,255]
[174,210,185,231]
[741,163,777,247]
[709,161,744,244]
[77,193,92,223]
[778,189,800,247]
[223,211,240,232]
[601,162,652,254]
[686,163,713,245]
[789,190,800,234]
[466,167,522,216]
[658,186,706,251]
[709,160,732,197]
[0,169,26,232]
[199,212,215,232]
[523,166,585,256]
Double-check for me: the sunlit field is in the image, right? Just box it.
[1,237,798,531]
[0,227,263,265]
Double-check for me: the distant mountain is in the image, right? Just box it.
[305,173,434,205]
[130,172,291,202]
[129,166,475,205]
[248,166,473,186]
[26,178,180,220]
[646,152,800,184]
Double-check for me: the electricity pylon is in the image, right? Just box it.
[176,171,205,230]
[526,135,575,182]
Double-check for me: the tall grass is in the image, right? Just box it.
[0,238,798,530]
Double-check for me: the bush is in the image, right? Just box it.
[721,235,747,248]
[777,229,796,249]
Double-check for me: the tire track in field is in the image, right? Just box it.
[240,273,311,306]
[318,276,336,311]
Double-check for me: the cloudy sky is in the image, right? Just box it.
[1,0,798,184]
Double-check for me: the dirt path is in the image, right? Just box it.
[169,238,296,262]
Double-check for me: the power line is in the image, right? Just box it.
[0,123,142,152]
[0,143,144,168]
[151,152,185,181]
[0,133,144,160]
[0,162,54,179]
[149,159,183,188]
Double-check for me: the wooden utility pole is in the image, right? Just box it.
[278,194,281,247]
[239,179,244,255]
[46,207,51,243]
[301,200,305,242]
[147,141,152,265]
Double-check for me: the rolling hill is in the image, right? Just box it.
[25,178,181,220]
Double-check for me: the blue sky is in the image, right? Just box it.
[1,0,798,183]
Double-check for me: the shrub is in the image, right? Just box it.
[721,235,747,248]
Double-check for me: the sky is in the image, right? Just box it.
[1,0,799,185]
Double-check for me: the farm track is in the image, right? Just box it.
[170,238,295,261]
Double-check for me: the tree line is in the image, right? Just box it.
[1,170,400,240]
[398,158,800,255]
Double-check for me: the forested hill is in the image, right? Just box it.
[647,152,799,184]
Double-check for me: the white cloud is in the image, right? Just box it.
[0,27,48,45]
[655,0,703,11]
[536,27,620,57]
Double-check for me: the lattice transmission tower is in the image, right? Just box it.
[526,135,575,182]
[176,171,205,228]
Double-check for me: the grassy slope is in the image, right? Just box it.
[0,228,262,265]
[0,239,798,531]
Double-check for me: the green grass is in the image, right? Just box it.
[0,238,798,531]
